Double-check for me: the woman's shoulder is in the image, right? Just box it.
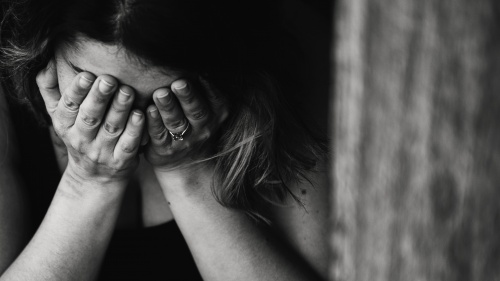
[267,157,329,220]
[265,158,330,276]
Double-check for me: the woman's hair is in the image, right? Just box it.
[0,0,328,221]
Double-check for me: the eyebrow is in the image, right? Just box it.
[68,61,87,74]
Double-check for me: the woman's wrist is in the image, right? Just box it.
[153,163,214,198]
[60,165,128,202]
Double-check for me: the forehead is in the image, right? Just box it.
[57,38,184,95]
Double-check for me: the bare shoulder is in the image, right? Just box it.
[267,158,330,278]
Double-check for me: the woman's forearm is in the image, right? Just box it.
[155,167,323,281]
[0,169,126,281]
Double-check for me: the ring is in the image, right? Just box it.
[169,122,190,141]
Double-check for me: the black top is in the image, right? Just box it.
[100,220,203,280]
[8,98,203,280]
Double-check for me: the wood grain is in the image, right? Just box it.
[331,0,500,280]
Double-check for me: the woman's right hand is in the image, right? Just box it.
[36,60,145,185]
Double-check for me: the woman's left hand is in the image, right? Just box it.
[144,77,228,175]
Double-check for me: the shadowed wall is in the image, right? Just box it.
[331,0,500,280]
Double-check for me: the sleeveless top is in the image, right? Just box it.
[8,99,203,280]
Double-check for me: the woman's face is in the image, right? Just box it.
[54,37,186,111]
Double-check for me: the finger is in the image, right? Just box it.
[53,71,96,128]
[36,60,60,117]
[96,85,135,144]
[171,79,211,127]
[198,76,229,123]
[60,72,95,111]
[152,88,190,136]
[74,75,117,140]
[114,110,145,159]
[146,105,169,147]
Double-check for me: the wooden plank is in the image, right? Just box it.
[331,0,500,280]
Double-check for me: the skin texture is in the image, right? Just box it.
[0,37,329,280]
[53,38,228,226]
[1,56,136,280]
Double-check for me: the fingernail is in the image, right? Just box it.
[132,111,143,124]
[157,90,170,105]
[173,80,188,92]
[118,89,131,103]
[79,76,94,89]
[99,79,115,93]
[149,108,159,119]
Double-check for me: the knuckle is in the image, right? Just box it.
[62,96,80,112]
[180,94,195,105]
[126,129,140,138]
[163,99,175,109]
[53,120,69,136]
[114,160,131,171]
[53,124,65,138]
[189,108,209,121]
[93,92,110,104]
[46,102,58,114]
[168,119,188,131]
[103,122,122,135]
[80,112,100,127]
[86,150,100,163]
[110,102,128,114]
[150,127,168,141]
[120,141,136,153]
[110,158,124,168]
[68,138,83,153]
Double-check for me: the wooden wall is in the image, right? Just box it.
[331,0,500,280]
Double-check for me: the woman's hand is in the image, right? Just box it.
[36,60,145,185]
[144,78,228,174]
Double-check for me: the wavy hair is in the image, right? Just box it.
[0,0,328,221]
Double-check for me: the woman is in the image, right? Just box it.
[0,0,330,280]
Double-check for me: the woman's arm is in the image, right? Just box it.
[0,87,30,274]
[265,164,330,277]
[155,167,329,281]
[1,171,125,281]
[1,62,144,280]
[144,79,329,280]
